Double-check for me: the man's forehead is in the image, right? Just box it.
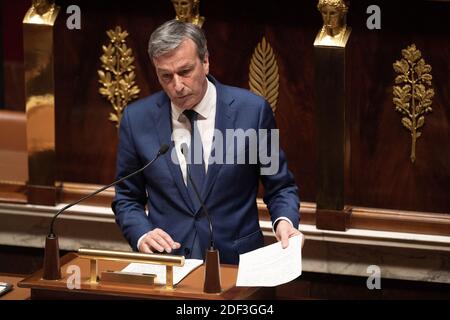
[155,60,195,73]
[153,40,198,70]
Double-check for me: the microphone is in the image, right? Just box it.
[180,143,221,293]
[42,144,169,280]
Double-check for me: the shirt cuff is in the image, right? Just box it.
[272,217,293,233]
[137,232,149,252]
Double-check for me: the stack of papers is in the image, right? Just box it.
[121,259,203,285]
[236,235,302,287]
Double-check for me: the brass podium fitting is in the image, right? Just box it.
[78,248,185,290]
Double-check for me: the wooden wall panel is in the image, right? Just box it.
[1,0,30,111]
[55,1,173,185]
[53,0,319,202]
[346,0,450,213]
[52,0,449,213]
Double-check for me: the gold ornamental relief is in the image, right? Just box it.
[249,37,280,113]
[98,26,141,128]
[23,0,59,25]
[393,44,435,163]
[314,0,351,48]
[171,0,205,27]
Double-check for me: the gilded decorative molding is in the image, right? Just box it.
[314,0,351,48]
[23,0,59,25]
[98,27,140,128]
[249,37,280,113]
[393,44,434,163]
[171,0,205,27]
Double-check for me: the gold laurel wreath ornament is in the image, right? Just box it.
[98,26,140,128]
[393,44,434,163]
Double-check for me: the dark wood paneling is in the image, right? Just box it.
[52,0,449,214]
[1,0,30,111]
[0,245,70,275]
[53,0,319,202]
[55,1,172,185]
[277,271,450,300]
[347,0,450,213]
[0,182,27,204]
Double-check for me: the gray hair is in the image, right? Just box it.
[148,20,208,61]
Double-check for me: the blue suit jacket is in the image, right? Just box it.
[112,76,300,264]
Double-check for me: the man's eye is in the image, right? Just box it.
[161,74,172,81]
[179,69,191,76]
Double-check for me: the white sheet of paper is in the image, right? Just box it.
[121,259,203,285]
[236,235,302,287]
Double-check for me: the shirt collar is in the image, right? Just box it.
[172,79,216,121]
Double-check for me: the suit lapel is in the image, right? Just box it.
[155,94,195,214]
[201,79,236,204]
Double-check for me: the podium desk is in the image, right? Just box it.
[0,274,30,300]
[18,253,272,300]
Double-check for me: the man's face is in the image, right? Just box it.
[153,39,209,110]
[321,5,343,35]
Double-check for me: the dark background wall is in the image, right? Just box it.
[1,0,449,213]
[1,0,30,111]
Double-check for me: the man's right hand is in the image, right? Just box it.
[138,228,181,254]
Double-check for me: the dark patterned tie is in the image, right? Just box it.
[183,109,206,210]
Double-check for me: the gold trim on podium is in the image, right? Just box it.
[78,248,185,290]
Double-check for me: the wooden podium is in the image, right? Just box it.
[18,253,272,300]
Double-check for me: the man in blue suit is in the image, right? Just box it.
[112,20,303,264]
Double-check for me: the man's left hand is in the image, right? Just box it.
[275,220,305,249]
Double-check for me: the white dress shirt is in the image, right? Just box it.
[171,79,217,185]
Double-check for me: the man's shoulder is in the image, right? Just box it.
[219,83,267,109]
[125,90,167,115]
[220,83,263,100]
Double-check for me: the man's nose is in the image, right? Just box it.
[173,75,184,93]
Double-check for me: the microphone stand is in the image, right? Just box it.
[186,173,221,294]
[203,243,222,294]
[181,143,221,293]
[42,145,169,280]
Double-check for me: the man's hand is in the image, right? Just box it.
[275,220,305,249]
[138,228,181,254]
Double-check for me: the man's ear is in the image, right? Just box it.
[203,54,210,75]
